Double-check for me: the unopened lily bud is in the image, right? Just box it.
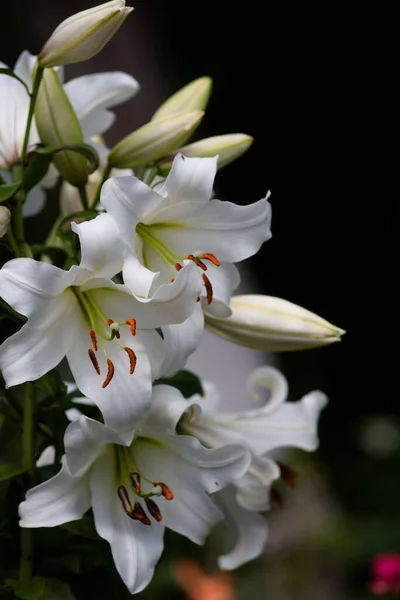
[205,294,345,351]
[39,0,133,68]
[35,68,88,185]
[152,77,212,121]
[157,134,253,174]
[109,110,204,169]
[0,206,11,238]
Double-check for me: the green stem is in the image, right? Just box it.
[78,185,89,211]
[19,382,36,585]
[20,65,44,164]
[6,226,21,257]
[92,162,111,209]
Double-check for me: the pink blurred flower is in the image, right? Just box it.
[370,554,400,595]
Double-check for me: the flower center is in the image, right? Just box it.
[116,446,173,526]
[136,222,220,304]
[72,288,137,388]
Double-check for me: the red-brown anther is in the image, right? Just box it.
[187,254,207,271]
[153,482,174,500]
[102,358,115,388]
[201,253,220,267]
[174,262,182,272]
[133,502,151,526]
[170,277,175,282]
[129,472,142,494]
[107,319,120,339]
[89,329,98,351]
[118,485,134,515]
[277,462,297,488]
[145,498,163,522]
[88,349,100,374]
[202,273,213,304]
[124,347,137,374]
[196,296,201,302]
[126,318,136,336]
[270,487,284,509]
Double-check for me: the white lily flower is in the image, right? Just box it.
[205,294,345,351]
[100,154,271,363]
[174,366,327,569]
[0,51,139,215]
[0,214,201,433]
[19,384,250,594]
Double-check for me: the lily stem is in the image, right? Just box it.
[78,184,89,212]
[19,382,36,585]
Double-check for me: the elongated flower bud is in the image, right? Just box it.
[0,206,11,238]
[35,68,88,185]
[39,0,133,68]
[152,76,212,121]
[205,294,345,351]
[109,110,204,169]
[157,133,253,174]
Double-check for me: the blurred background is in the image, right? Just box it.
[1,1,399,598]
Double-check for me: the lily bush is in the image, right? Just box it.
[0,1,344,597]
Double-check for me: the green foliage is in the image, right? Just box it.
[5,578,46,600]
[0,464,27,482]
[154,370,204,399]
[0,184,20,203]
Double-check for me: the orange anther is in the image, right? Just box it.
[174,263,183,271]
[132,502,151,526]
[88,349,100,374]
[145,498,163,522]
[202,273,213,304]
[118,485,133,515]
[202,253,220,267]
[126,318,136,336]
[89,329,98,351]
[196,259,207,271]
[102,358,115,388]
[124,347,137,374]
[153,481,174,500]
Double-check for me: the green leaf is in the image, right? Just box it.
[35,143,100,178]
[154,369,204,399]
[0,183,20,203]
[22,151,53,193]
[61,515,100,540]
[0,68,31,96]
[5,578,46,600]
[0,463,27,482]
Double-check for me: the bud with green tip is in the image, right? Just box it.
[152,77,212,121]
[39,0,133,68]
[35,68,88,186]
[157,133,254,174]
[109,110,204,169]
[0,206,11,238]
[205,294,345,351]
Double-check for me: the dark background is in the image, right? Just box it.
[1,2,398,597]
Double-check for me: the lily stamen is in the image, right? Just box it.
[202,273,213,304]
[132,502,151,526]
[145,497,163,522]
[88,349,100,374]
[130,472,142,494]
[124,347,137,374]
[153,481,174,501]
[126,318,136,336]
[102,358,115,388]
[89,329,98,350]
[201,252,220,266]
[118,485,134,516]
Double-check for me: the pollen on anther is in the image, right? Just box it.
[133,502,151,526]
[126,318,136,336]
[89,329,98,351]
[124,347,137,374]
[202,252,221,267]
[202,273,213,304]
[130,472,142,494]
[118,485,133,515]
[102,358,115,388]
[88,349,100,374]
[174,262,182,272]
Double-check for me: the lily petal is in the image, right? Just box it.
[65,416,131,477]
[71,214,125,279]
[64,71,140,138]
[19,460,90,528]
[90,450,165,594]
[158,154,217,206]
[216,487,268,570]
